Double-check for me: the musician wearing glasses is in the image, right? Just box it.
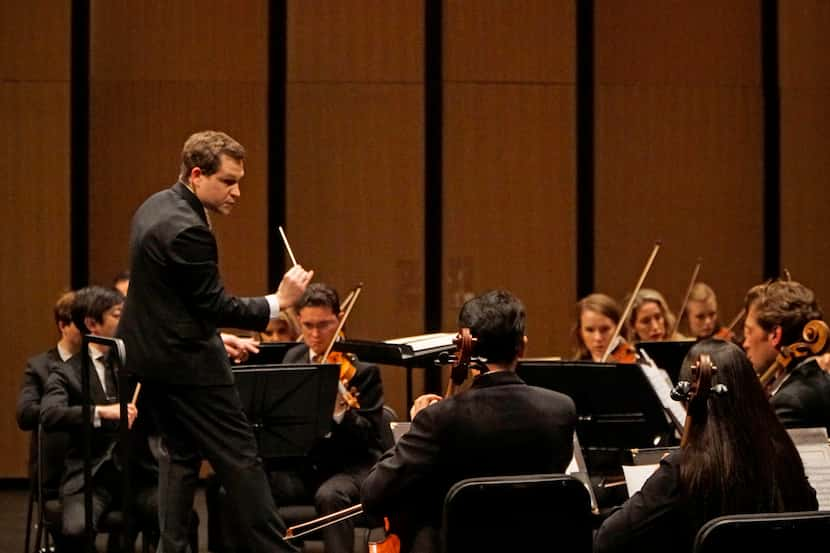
[273,283,385,553]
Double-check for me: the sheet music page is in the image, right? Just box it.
[637,350,687,430]
[787,427,830,510]
[385,333,455,351]
[622,464,660,497]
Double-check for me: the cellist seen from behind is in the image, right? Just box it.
[360,290,577,553]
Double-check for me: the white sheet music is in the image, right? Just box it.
[385,333,455,351]
[622,464,660,497]
[638,349,686,430]
[787,427,830,510]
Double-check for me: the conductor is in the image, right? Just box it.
[117,130,312,553]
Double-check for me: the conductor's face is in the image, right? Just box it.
[190,154,244,215]
[298,306,340,356]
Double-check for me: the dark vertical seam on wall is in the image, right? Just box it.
[761,0,781,279]
[424,0,443,395]
[576,0,595,299]
[268,0,287,286]
[71,0,90,289]
[425,0,442,332]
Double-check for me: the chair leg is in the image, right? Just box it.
[23,489,34,553]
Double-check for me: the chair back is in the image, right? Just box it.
[694,511,830,553]
[441,473,593,553]
[379,405,399,451]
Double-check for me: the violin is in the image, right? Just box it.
[712,326,735,342]
[319,284,364,410]
[608,338,638,364]
[760,320,830,396]
[326,350,361,409]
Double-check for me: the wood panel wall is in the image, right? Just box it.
[779,1,830,309]
[88,0,269,295]
[0,1,72,477]
[5,1,830,477]
[594,0,763,334]
[442,0,577,358]
[286,0,424,417]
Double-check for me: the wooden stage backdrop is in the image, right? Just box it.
[2,1,828,477]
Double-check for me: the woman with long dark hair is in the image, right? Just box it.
[594,339,817,553]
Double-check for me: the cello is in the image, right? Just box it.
[759,319,830,396]
[670,353,728,447]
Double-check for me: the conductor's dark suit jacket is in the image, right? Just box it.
[771,357,830,432]
[117,181,271,386]
[282,344,385,473]
[361,370,577,551]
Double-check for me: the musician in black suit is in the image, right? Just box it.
[361,290,577,553]
[116,130,312,553]
[271,283,385,553]
[17,290,80,484]
[41,286,157,548]
[742,279,830,431]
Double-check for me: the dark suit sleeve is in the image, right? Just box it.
[41,369,87,431]
[594,453,683,553]
[16,357,47,431]
[772,388,807,428]
[361,403,443,516]
[169,225,269,329]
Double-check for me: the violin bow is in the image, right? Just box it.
[321,283,363,360]
[725,308,746,333]
[601,241,662,362]
[670,258,702,338]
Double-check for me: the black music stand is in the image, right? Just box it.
[517,360,677,479]
[635,340,695,384]
[242,342,296,365]
[232,363,340,460]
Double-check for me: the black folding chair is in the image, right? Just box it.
[694,511,830,553]
[441,473,594,553]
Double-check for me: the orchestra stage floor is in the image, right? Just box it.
[0,479,211,552]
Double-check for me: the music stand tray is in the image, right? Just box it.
[232,363,339,460]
